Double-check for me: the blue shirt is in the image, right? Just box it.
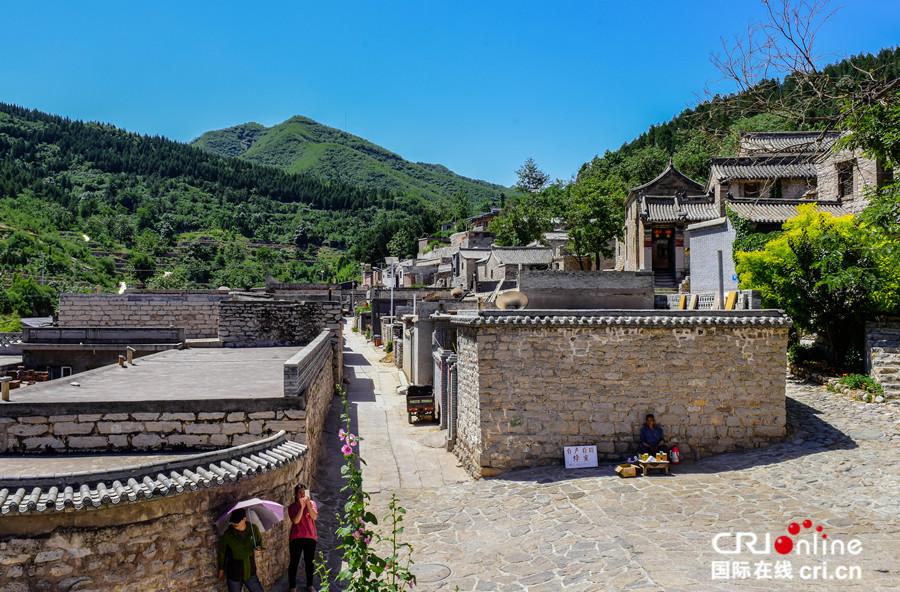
[641,425,664,447]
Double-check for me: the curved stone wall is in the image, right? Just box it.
[0,433,306,591]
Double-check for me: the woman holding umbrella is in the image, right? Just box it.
[287,483,318,592]
[217,508,266,592]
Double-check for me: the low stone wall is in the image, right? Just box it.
[866,317,900,398]
[518,269,655,309]
[0,404,305,453]
[451,310,791,476]
[58,292,228,339]
[0,435,305,592]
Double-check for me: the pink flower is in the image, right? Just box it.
[342,444,353,455]
[347,434,357,446]
[364,535,371,545]
[339,428,346,439]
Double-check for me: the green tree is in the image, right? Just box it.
[488,193,551,247]
[565,175,626,269]
[514,157,550,195]
[129,251,157,283]
[735,205,888,369]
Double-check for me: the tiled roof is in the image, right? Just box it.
[0,432,304,516]
[709,156,818,183]
[726,199,849,224]
[451,310,792,328]
[491,247,553,266]
[458,248,491,260]
[629,162,705,194]
[738,132,839,155]
[640,197,719,223]
[543,231,570,242]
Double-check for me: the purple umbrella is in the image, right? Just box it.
[216,498,285,538]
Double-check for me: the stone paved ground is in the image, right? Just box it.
[295,330,900,592]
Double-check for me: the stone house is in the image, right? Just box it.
[620,162,718,288]
[476,246,553,286]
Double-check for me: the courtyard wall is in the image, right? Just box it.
[58,292,228,339]
[451,310,791,476]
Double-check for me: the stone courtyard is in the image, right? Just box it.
[310,327,900,591]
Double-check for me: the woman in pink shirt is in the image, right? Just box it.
[287,483,318,592]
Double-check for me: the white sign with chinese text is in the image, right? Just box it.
[564,445,598,469]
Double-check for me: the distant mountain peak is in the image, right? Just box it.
[192,116,507,202]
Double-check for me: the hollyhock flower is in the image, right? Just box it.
[339,428,347,439]
[347,434,357,446]
[364,535,371,545]
[342,444,353,455]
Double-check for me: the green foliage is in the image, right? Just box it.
[735,205,890,368]
[0,314,21,332]
[514,157,550,195]
[839,373,884,398]
[384,340,393,354]
[316,388,416,590]
[129,252,156,283]
[192,115,507,204]
[725,205,783,255]
[0,274,56,316]
[565,175,625,269]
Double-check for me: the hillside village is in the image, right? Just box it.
[2,2,900,590]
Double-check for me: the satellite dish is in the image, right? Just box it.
[496,291,528,310]
[450,287,465,299]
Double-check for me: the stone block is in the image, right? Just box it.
[185,423,220,435]
[221,423,248,435]
[68,436,109,449]
[248,421,264,435]
[160,413,196,421]
[225,412,246,422]
[168,435,209,447]
[131,413,160,421]
[97,421,144,434]
[9,424,48,437]
[231,434,260,446]
[132,434,163,448]
[109,435,129,447]
[145,421,181,433]
[198,412,225,420]
[33,550,64,563]
[103,413,130,421]
[18,416,49,425]
[266,420,302,433]
[78,414,103,422]
[248,412,275,420]
[48,415,78,422]
[52,422,95,436]
[209,434,229,446]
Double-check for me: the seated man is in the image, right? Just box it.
[639,414,669,456]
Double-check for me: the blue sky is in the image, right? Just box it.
[2,1,898,186]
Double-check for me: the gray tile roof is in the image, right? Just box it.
[640,197,720,223]
[491,247,553,266]
[709,156,818,182]
[738,131,839,155]
[458,248,491,260]
[450,310,792,328]
[727,199,849,224]
[0,432,304,515]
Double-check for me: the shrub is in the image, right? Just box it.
[839,373,884,397]
[365,327,372,341]
[385,341,393,354]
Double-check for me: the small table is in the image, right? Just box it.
[637,459,669,476]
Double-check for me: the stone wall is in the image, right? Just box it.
[218,301,342,384]
[58,293,229,339]
[451,310,790,476]
[518,270,654,309]
[0,441,304,592]
[0,401,306,454]
[816,150,880,214]
[686,218,739,294]
[866,318,900,398]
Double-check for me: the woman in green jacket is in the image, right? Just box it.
[217,509,265,592]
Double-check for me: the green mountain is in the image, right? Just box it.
[0,102,446,314]
[191,116,509,203]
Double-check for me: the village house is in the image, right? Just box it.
[621,131,890,292]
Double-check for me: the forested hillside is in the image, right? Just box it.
[191,116,509,203]
[0,103,450,320]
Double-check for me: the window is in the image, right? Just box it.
[837,162,854,198]
[743,183,760,198]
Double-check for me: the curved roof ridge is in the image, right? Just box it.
[629,161,705,194]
